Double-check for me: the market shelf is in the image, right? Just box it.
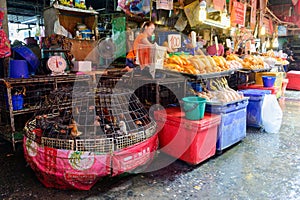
[157,69,236,80]
[0,74,92,151]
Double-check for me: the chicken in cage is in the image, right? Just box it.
[23,75,159,190]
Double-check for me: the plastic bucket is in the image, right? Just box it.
[9,60,29,78]
[12,94,24,110]
[12,46,39,75]
[182,96,206,120]
[262,76,276,87]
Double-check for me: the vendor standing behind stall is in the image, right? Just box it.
[206,36,224,56]
[124,21,156,72]
[182,32,204,55]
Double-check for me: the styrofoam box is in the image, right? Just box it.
[72,61,92,72]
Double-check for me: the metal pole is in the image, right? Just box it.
[150,0,152,21]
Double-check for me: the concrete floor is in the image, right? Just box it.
[0,90,300,200]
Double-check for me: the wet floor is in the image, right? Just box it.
[1,90,300,200]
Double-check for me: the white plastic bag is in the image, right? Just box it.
[261,94,283,133]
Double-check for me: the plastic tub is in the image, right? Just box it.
[154,107,221,165]
[262,76,276,87]
[187,82,202,92]
[12,46,40,75]
[182,96,206,120]
[9,60,29,78]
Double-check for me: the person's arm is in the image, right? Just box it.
[140,37,153,45]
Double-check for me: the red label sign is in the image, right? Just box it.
[230,0,246,26]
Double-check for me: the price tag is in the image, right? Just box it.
[168,34,181,49]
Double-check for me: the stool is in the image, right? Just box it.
[286,70,300,90]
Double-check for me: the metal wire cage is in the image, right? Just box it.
[24,74,157,154]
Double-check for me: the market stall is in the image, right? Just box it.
[0,0,294,190]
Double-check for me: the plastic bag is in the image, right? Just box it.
[0,29,11,58]
[261,94,283,133]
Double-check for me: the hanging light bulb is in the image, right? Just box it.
[199,0,207,22]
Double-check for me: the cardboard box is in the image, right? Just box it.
[72,61,92,72]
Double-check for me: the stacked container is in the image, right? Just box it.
[240,89,271,128]
[154,107,221,165]
[205,98,249,152]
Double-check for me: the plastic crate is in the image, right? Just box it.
[286,71,300,90]
[205,98,248,151]
[154,107,221,165]
[238,84,280,98]
[239,89,271,128]
[136,44,167,69]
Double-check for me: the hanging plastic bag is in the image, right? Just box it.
[261,94,283,133]
[0,29,11,58]
[174,12,187,32]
